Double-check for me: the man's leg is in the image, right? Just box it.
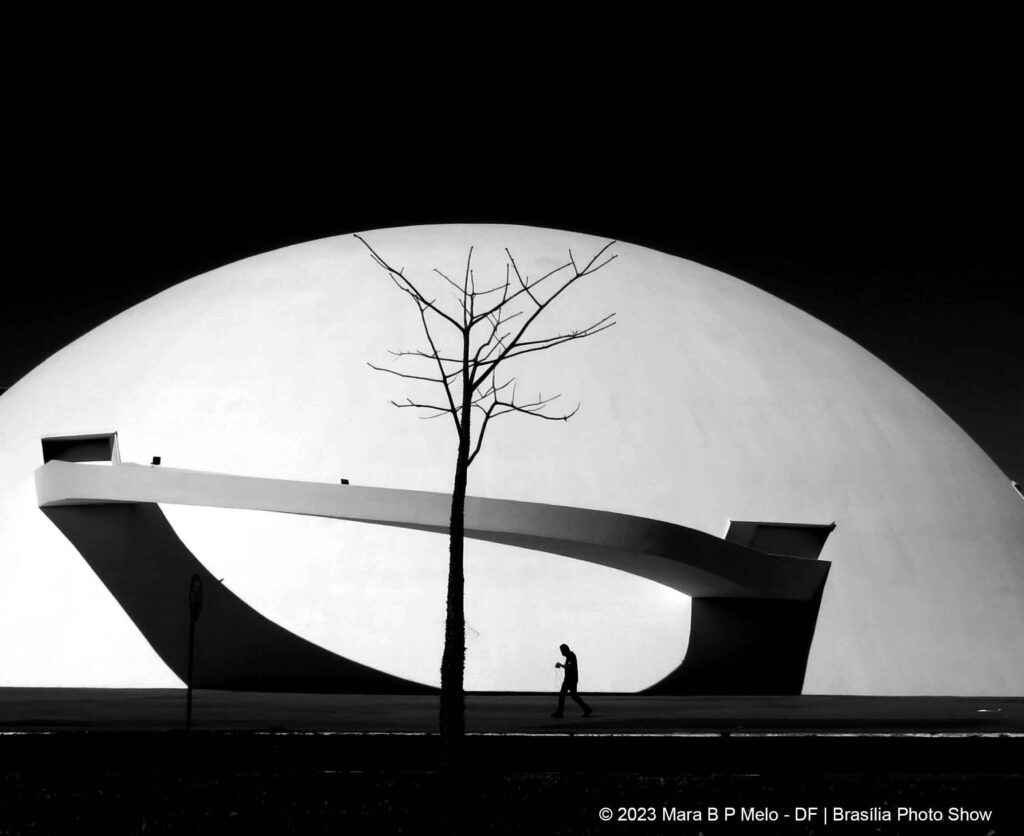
[569,687,593,716]
[551,683,568,717]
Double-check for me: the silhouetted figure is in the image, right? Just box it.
[551,643,593,718]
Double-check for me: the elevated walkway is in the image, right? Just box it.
[36,439,833,694]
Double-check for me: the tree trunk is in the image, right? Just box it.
[439,393,471,766]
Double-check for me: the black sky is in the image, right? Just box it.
[6,94,1022,483]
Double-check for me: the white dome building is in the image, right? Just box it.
[1,225,1021,695]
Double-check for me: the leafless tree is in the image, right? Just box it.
[358,234,618,762]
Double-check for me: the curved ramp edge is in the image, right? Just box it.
[37,461,829,600]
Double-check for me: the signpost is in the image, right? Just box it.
[186,574,203,731]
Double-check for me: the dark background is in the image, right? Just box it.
[6,88,1021,483]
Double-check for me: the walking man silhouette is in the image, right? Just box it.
[551,643,593,718]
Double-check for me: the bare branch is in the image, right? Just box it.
[485,309,523,344]
[477,327,514,364]
[388,349,467,369]
[590,254,618,273]
[432,265,472,323]
[421,315,461,433]
[466,407,494,465]
[470,274,512,370]
[470,377,514,406]
[368,362,452,384]
[471,241,617,393]
[390,398,455,415]
[467,405,496,464]
[471,280,507,295]
[433,267,461,293]
[388,348,461,364]
[356,234,466,333]
[466,387,579,465]
[503,314,617,356]
[508,313,617,348]
[471,257,573,325]
[461,316,616,377]
[577,239,618,274]
[506,248,539,306]
[492,397,580,422]
[415,408,456,420]
[363,236,618,460]
[463,247,473,329]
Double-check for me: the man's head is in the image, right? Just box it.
[559,643,570,656]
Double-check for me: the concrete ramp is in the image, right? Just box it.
[36,457,832,694]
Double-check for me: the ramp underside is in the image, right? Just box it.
[43,503,434,694]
